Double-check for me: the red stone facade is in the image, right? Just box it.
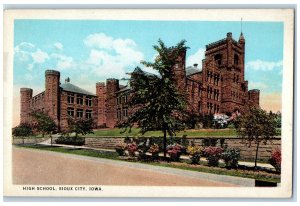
[20,32,259,130]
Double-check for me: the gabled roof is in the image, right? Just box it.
[60,82,96,96]
[186,66,201,76]
[116,84,132,93]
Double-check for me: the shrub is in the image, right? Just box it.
[187,144,202,164]
[127,143,138,157]
[137,140,150,160]
[167,144,183,161]
[148,143,160,160]
[222,148,240,169]
[115,142,127,156]
[269,148,281,172]
[203,146,224,166]
[55,135,85,146]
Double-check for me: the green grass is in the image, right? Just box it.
[17,144,280,183]
[84,128,238,137]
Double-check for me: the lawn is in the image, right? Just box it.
[17,144,280,183]
[84,128,238,137]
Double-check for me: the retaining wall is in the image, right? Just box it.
[84,136,281,161]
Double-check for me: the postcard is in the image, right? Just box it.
[3,9,294,198]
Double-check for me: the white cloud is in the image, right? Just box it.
[84,33,114,50]
[51,53,76,70]
[246,59,283,71]
[31,49,49,64]
[186,48,205,69]
[14,42,35,53]
[83,33,144,79]
[54,42,63,50]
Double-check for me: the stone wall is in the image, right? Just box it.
[13,137,49,144]
[84,136,281,161]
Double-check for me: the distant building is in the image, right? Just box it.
[20,32,259,130]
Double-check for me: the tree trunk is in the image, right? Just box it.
[255,141,260,169]
[163,129,167,159]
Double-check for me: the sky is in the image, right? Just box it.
[13,20,283,126]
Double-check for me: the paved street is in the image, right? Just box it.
[12,147,244,186]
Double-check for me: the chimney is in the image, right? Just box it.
[193,63,198,68]
[65,77,70,83]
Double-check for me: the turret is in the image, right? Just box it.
[248,89,260,108]
[96,82,106,127]
[106,78,119,128]
[173,49,187,94]
[20,88,33,124]
[45,70,60,128]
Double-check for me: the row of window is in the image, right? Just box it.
[116,95,128,105]
[67,94,93,107]
[206,71,221,86]
[207,86,220,101]
[207,102,220,114]
[233,73,240,83]
[67,107,93,119]
[187,81,201,98]
[231,91,243,100]
[117,108,128,120]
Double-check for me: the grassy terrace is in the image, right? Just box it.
[17,144,280,183]
[84,128,238,137]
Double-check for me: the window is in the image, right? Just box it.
[67,107,74,117]
[77,109,83,118]
[117,109,121,120]
[125,95,128,103]
[86,97,92,107]
[214,54,222,66]
[234,54,239,65]
[68,94,74,104]
[86,110,92,119]
[77,95,83,105]
[123,108,128,117]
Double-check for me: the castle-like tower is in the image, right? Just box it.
[199,32,258,115]
[44,70,61,129]
[20,88,33,124]
[96,82,106,127]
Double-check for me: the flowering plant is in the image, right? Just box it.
[269,148,281,172]
[115,142,127,156]
[167,144,183,161]
[127,143,138,156]
[187,145,202,164]
[149,143,160,153]
[222,148,240,169]
[148,143,160,159]
[203,146,224,166]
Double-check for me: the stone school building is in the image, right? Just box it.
[20,32,260,131]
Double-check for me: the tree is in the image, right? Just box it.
[119,39,189,158]
[236,107,277,168]
[12,124,33,144]
[67,117,94,141]
[30,111,57,146]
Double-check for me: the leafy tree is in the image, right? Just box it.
[236,107,277,168]
[30,111,57,145]
[67,117,94,139]
[12,124,33,144]
[119,39,189,158]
